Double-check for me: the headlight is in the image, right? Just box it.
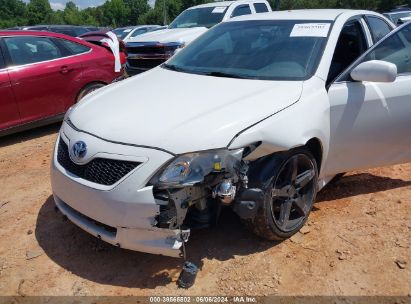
[154,149,243,188]
[63,106,75,122]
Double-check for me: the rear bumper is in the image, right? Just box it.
[50,122,185,257]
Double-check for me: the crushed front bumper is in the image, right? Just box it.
[51,122,186,257]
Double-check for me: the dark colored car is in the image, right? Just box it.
[8,25,91,37]
[84,26,113,32]
[0,30,126,136]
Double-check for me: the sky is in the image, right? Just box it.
[23,0,156,10]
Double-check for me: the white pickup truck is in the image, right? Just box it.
[125,0,271,75]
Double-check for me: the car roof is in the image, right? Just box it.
[0,30,91,42]
[25,25,87,29]
[190,0,266,9]
[115,25,159,30]
[226,9,376,22]
[390,6,411,12]
[385,10,411,15]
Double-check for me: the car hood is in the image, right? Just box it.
[69,68,303,154]
[126,27,208,44]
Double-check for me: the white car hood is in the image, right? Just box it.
[70,68,303,154]
[126,27,208,44]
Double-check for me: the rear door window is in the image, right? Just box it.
[58,39,91,55]
[366,16,392,43]
[362,23,411,74]
[254,3,269,13]
[4,36,63,66]
[231,5,252,17]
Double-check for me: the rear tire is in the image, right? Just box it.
[76,83,105,103]
[245,148,318,240]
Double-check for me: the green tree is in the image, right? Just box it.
[139,0,182,25]
[49,10,64,24]
[80,8,99,25]
[0,0,26,28]
[180,0,212,11]
[63,1,83,25]
[25,0,53,25]
[2,0,411,30]
[377,0,409,11]
[100,0,129,27]
[124,0,150,24]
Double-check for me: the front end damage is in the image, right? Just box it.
[149,144,266,254]
[52,122,268,258]
[51,122,194,258]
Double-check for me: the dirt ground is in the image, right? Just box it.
[0,123,410,297]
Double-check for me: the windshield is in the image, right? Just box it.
[165,20,332,80]
[169,6,227,29]
[113,28,132,39]
[130,28,148,37]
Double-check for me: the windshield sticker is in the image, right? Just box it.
[290,23,331,37]
[212,6,226,13]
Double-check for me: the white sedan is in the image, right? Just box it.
[51,9,411,257]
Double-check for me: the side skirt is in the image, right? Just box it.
[0,114,64,138]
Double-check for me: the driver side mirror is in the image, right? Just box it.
[350,60,397,83]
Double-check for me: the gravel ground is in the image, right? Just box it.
[0,123,410,296]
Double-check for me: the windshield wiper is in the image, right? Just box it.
[204,71,247,79]
[162,64,188,72]
[163,65,248,79]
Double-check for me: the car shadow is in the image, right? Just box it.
[35,196,276,289]
[35,172,411,289]
[0,122,61,148]
[316,172,411,203]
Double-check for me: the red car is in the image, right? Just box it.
[0,30,126,136]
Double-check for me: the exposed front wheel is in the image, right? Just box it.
[247,149,318,240]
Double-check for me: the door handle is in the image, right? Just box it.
[60,66,72,74]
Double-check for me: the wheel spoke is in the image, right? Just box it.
[293,195,308,216]
[295,169,315,189]
[272,185,289,198]
[278,200,292,229]
[271,153,317,233]
[289,156,299,184]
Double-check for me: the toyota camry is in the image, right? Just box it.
[51,9,411,257]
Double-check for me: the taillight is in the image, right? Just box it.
[119,40,127,56]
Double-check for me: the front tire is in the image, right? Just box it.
[246,148,318,240]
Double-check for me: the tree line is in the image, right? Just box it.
[1,0,411,29]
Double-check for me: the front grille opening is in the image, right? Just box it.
[126,45,179,55]
[57,139,141,186]
[128,58,166,69]
[61,200,117,235]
